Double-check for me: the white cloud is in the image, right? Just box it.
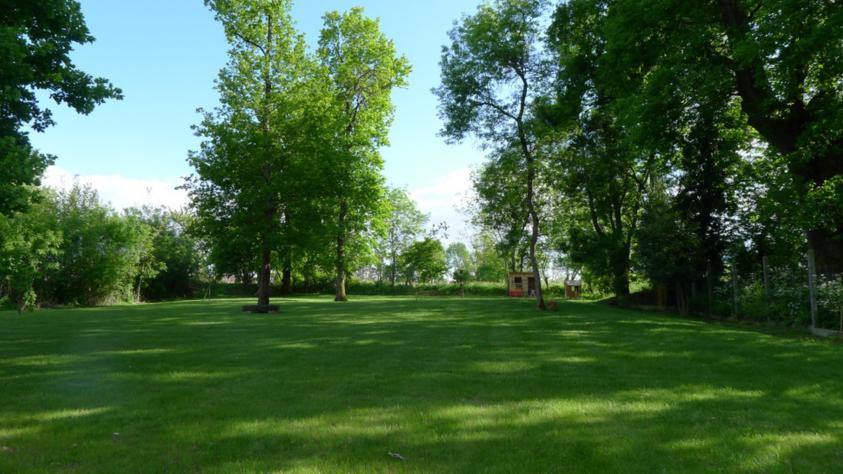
[43,165,189,211]
[408,167,475,244]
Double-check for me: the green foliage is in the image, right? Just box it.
[472,233,508,282]
[188,3,410,302]
[0,0,120,215]
[0,185,178,308]
[445,242,473,275]
[317,7,411,299]
[577,0,843,271]
[469,148,531,271]
[636,188,700,287]
[436,0,550,308]
[40,185,150,305]
[0,193,61,311]
[374,187,428,284]
[130,207,205,301]
[434,0,545,144]
[401,238,448,284]
[452,268,472,283]
[452,267,472,296]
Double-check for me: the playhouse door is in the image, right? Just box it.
[527,277,536,295]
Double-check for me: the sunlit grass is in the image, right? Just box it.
[1,296,842,472]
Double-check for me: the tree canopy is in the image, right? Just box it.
[0,0,121,214]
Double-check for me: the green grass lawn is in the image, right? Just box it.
[1,297,842,473]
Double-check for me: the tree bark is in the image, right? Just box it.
[526,173,546,310]
[257,240,271,306]
[281,258,292,295]
[613,269,630,298]
[676,281,689,316]
[335,200,348,302]
[390,247,398,288]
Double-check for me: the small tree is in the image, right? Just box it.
[446,243,473,277]
[453,268,471,298]
[124,209,166,303]
[402,238,448,285]
[0,196,61,312]
[379,188,427,286]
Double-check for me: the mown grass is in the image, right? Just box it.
[1,296,842,473]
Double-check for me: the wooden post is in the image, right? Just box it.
[807,249,818,330]
[731,264,738,319]
[762,256,770,324]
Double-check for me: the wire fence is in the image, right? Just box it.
[711,251,843,336]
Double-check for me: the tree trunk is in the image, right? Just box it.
[335,200,348,302]
[390,249,397,288]
[527,192,545,310]
[257,240,271,307]
[613,271,630,299]
[136,277,142,303]
[676,281,689,316]
[281,258,292,296]
[254,12,275,309]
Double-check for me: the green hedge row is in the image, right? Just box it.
[202,281,582,299]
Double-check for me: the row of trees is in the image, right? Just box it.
[438,0,842,312]
[1,179,493,310]
[0,185,203,310]
[185,0,411,307]
[0,0,518,311]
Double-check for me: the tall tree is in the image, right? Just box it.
[596,0,843,272]
[0,0,121,214]
[546,0,752,297]
[318,7,410,301]
[380,187,427,286]
[435,0,548,309]
[187,0,315,309]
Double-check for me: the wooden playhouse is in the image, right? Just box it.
[508,272,537,297]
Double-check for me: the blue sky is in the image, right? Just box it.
[35,0,486,242]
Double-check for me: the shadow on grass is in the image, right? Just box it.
[0,297,841,472]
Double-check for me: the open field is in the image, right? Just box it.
[1,297,842,473]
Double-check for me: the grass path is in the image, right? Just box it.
[1,297,842,473]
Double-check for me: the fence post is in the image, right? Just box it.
[762,256,770,324]
[731,263,739,319]
[807,249,818,330]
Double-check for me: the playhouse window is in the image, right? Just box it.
[514,277,523,289]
